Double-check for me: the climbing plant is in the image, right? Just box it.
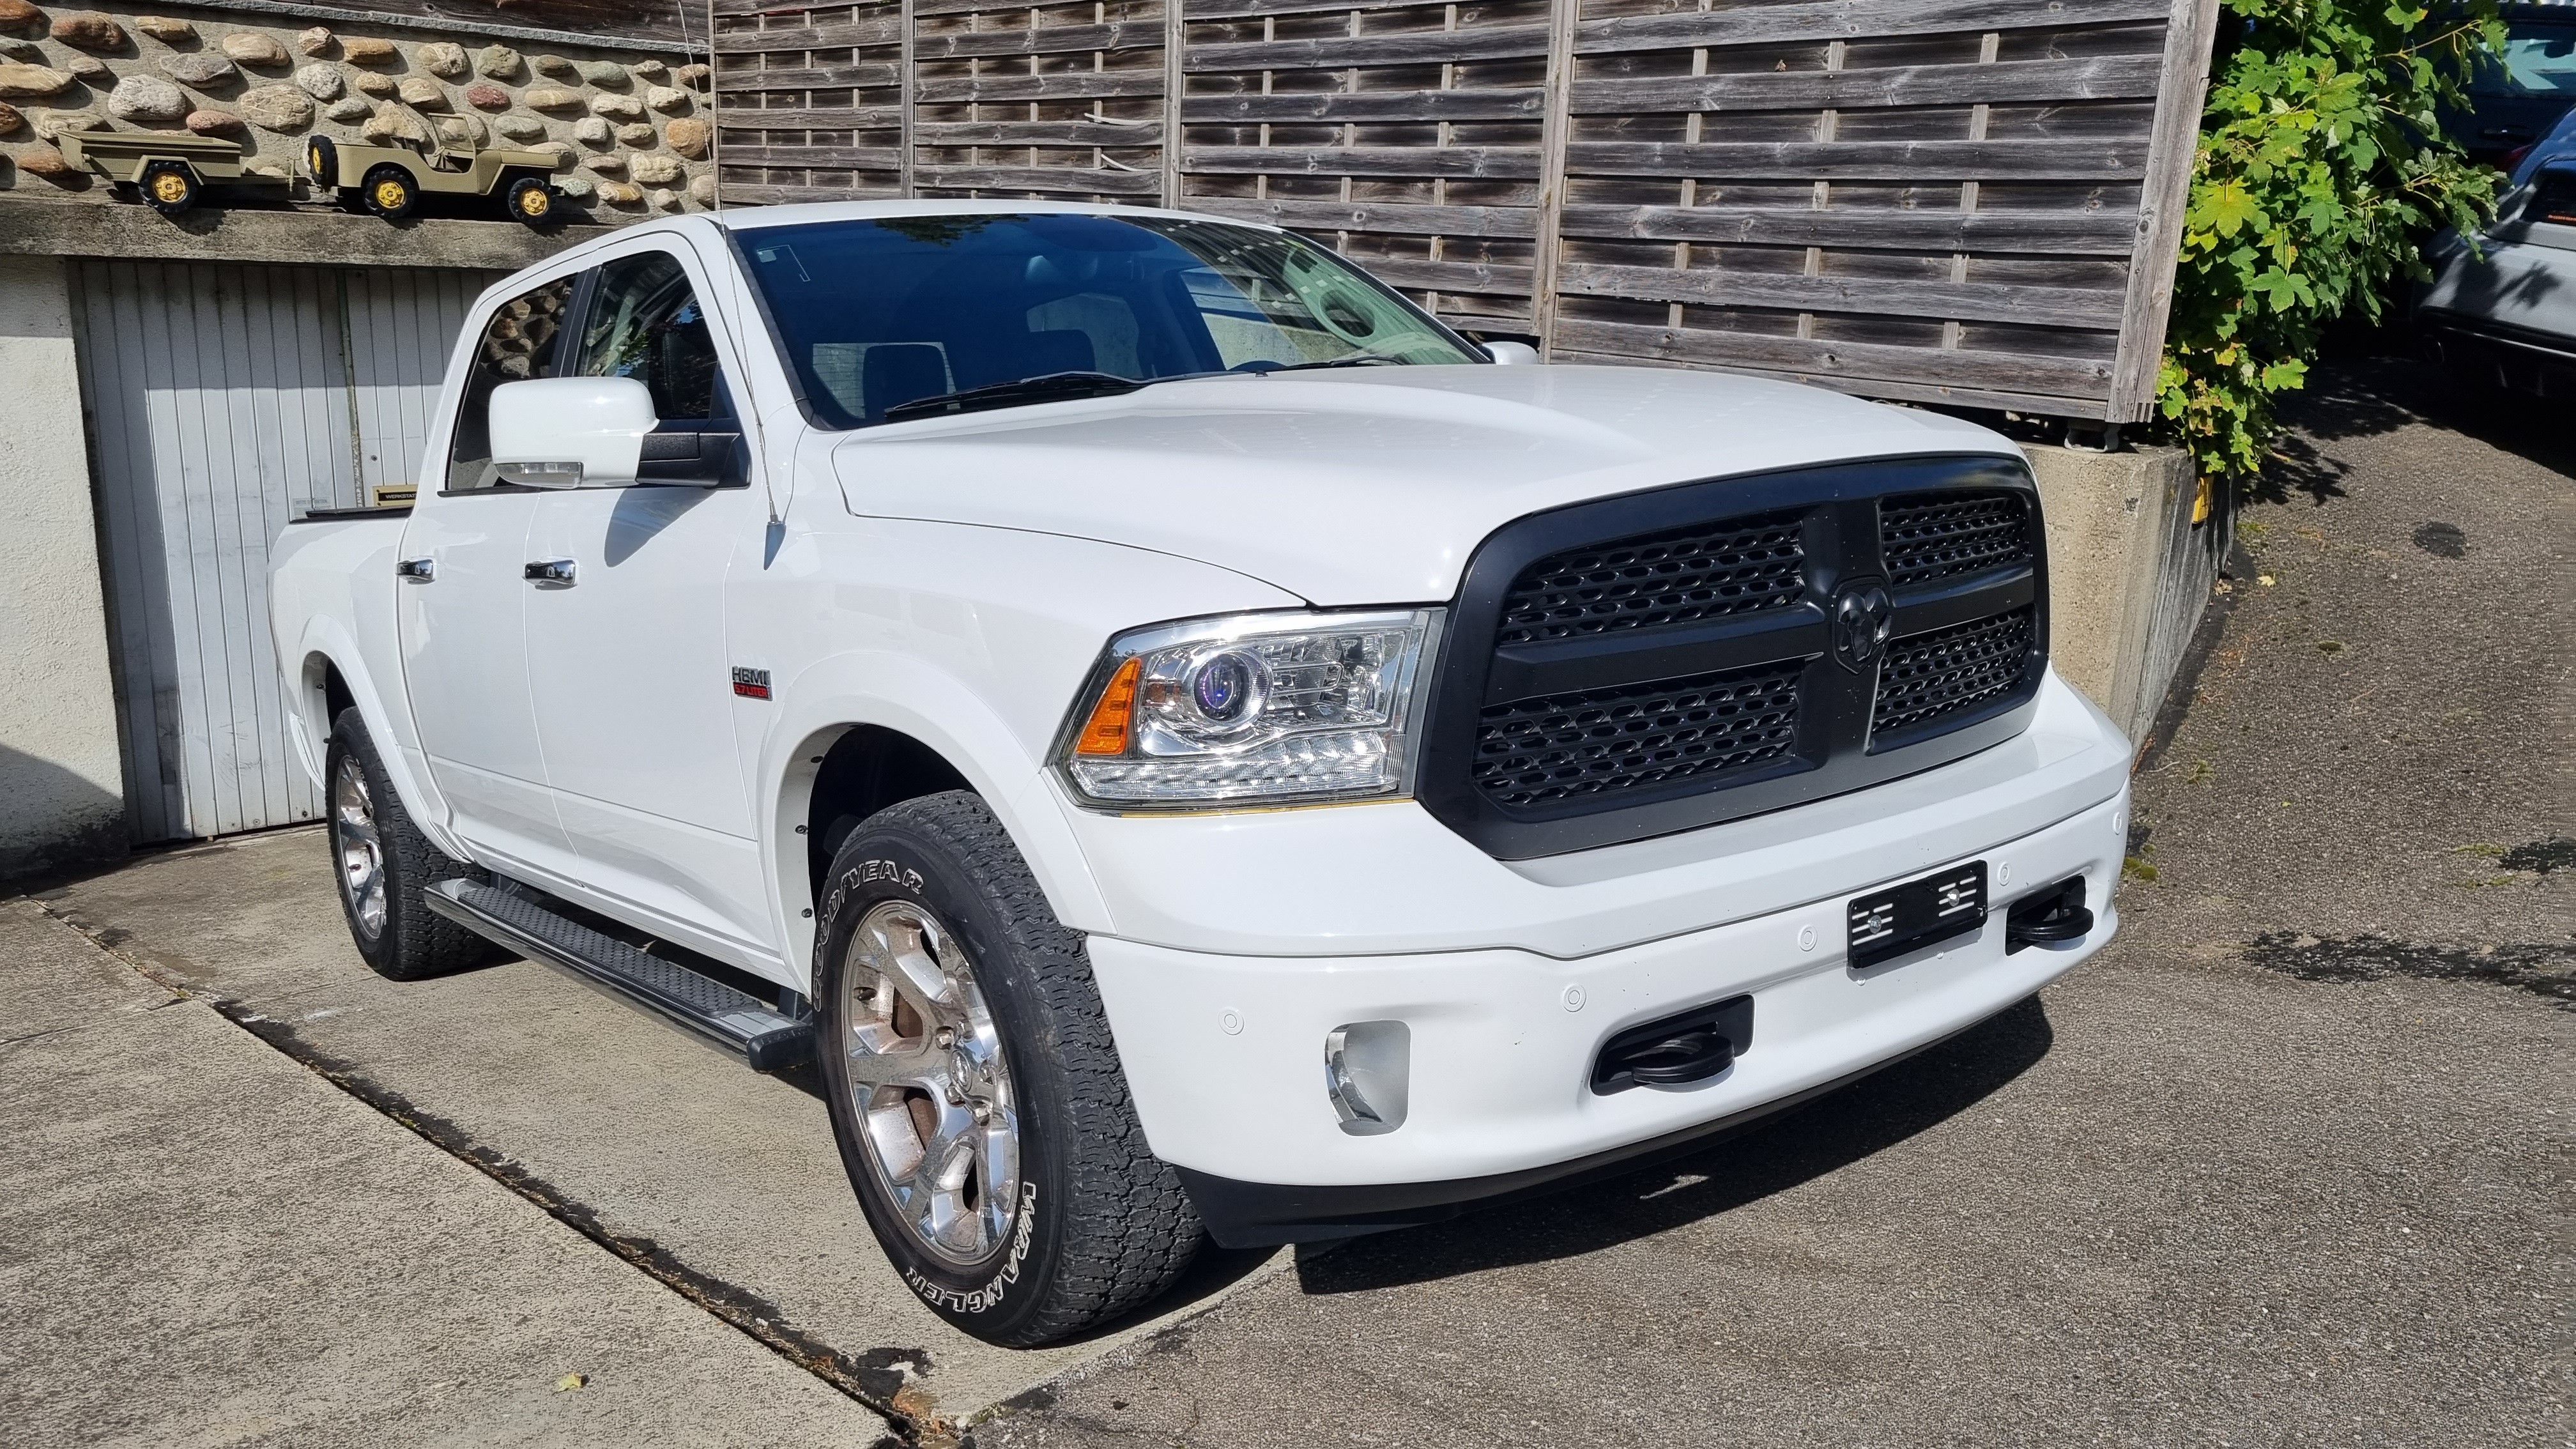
[2156,0,2506,484]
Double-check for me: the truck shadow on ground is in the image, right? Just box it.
[1290,995,2054,1296]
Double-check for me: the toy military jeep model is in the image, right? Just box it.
[56,130,292,215]
[307,107,561,227]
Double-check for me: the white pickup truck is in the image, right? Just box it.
[269,201,2131,1347]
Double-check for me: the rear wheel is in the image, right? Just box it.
[305,134,337,190]
[140,160,199,215]
[360,163,417,221]
[813,792,1200,1346]
[503,173,556,227]
[326,707,494,981]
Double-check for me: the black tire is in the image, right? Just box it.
[305,134,337,190]
[503,172,557,228]
[813,791,1200,1346]
[359,163,417,220]
[140,160,199,216]
[325,707,494,981]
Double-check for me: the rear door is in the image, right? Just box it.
[397,269,582,877]
[521,243,776,962]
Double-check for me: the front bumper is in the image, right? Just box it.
[1072,671,2134,1245]
[2419,314,2576,397]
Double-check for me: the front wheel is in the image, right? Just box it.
[813,792,1200,1346]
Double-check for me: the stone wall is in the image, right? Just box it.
[0,1,711,217]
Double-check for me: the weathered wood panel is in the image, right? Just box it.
[908,0,1173,202]
[714,0,911,199]
[1547,0,2187,420]
[710,0,2214,421]
[1172,0,1557,329]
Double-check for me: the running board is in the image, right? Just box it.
[423,879,813,1073]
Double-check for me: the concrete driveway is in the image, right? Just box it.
[7,827,1285,1445]
[3,359,2565,1447]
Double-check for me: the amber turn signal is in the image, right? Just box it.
[1075,657,1142,756]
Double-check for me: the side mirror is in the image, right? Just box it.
[490,376,656,488]
[1481,340,1542,365]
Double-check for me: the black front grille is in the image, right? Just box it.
[1496,511,1805,645]
[1471,659,1804,809]
[1422,457,2046,859]
[1880,491,2032,586]
[1873,606,2036,737]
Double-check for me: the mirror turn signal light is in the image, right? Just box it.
[1075,657,1142,756]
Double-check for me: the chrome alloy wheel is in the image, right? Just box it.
[840,900,1022,1266]
[331,753,387,939]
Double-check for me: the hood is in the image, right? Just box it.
[826,364,2020,605]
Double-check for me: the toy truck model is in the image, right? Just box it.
[268,202,2131,1347]
[305,109,560,227]
[56,129,291,215]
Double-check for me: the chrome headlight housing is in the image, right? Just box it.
[1055,609,1443,809]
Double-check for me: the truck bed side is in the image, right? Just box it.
[268,511,464,859]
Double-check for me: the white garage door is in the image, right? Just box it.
[73,260,504,843]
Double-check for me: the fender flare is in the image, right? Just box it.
[290,617,471,862]
[758,650,1114,983]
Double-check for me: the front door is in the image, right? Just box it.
[397,270,582,876]
[522,245,773,961]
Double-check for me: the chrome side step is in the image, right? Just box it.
[423,878,813,1073]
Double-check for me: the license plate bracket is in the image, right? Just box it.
[1846,861,1988,970]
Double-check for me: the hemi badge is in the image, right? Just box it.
[731,667,772,700]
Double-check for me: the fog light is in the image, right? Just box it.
[1323,1020,1409,1136]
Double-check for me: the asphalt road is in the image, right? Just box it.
[970,360,2573,1448]
[4,359,2564,1448]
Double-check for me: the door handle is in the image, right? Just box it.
[523,558,577,588]
[395,556,435,581]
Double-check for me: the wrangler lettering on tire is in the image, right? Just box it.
[812,791,1200,1346]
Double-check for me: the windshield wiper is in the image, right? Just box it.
[880,371,1150,424]
[1237,353,1408,374]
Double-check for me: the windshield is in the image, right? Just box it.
[2471,22,2576,96]
[733,212,1484,428]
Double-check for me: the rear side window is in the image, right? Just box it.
[576,250,721,422]
[445,275,574,494]
[2529,167,2576,227]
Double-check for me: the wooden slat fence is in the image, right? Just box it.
[710,0,2220,421]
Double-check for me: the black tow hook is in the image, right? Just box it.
[1619,1029,1735,1085]
[1591,995,1754,1094]
[2005,876,2094,953]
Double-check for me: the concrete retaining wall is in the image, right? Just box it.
[2024,441,2223,749]
[0,252,126,880]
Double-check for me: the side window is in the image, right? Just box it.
[576,250,722,422]
[445,274,574,493]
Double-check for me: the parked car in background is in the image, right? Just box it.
[2446,1,2576,165]
[2420,105,2576,396]
[266,201,2130,1347]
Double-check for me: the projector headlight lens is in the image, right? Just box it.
[1058,609,1443,808]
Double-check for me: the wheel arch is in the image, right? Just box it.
[759,656,1112,985]
[288,624,467,861]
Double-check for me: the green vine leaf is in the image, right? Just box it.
[2152,0,2504,487]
